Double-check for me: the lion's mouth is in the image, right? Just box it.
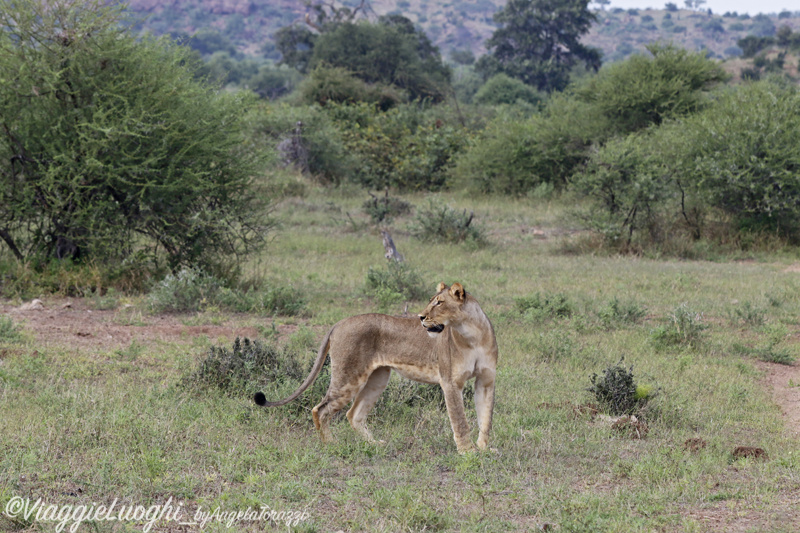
[424,324,444,333]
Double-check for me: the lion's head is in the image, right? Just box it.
[418,282,466,335]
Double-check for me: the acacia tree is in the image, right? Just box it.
[476,0,601,92]
[275,0,370,73]
[277,1,449,102]
[0,0,269,273]
[309,16,451,101]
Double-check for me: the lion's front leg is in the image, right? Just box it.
[474,369,495,450]
[441,382,476,454]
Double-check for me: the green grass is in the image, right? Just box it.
[2,185,800,531]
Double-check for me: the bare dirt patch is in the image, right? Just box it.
[758,360,800,438]
[4,298,265,352]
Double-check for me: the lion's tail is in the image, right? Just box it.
[253,326,333,408]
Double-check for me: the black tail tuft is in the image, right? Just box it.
[254,392,267,406]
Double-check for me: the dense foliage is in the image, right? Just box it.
[476,0,601,92]
[453,45,726,196]
[0,0,269,275]
[575,79,800,250]
[2,0,800,293]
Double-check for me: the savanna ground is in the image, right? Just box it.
[2,187,800,532]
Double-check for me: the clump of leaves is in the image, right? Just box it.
[187,337,304,394]
[515,292,573,320]
[365,260,428,311]
[362,191,413,224]
[408,200,487,246]
[650,304,706,348]
[185,336,330,417]
[598,297,646,328]
[588,358,647,416]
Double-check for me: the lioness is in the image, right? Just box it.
[254,282,497,454]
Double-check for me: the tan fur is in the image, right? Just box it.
[255,282,498,454]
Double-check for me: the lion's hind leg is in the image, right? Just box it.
[346,367,391,444]
[312,368,375,444]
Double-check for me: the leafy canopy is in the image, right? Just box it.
[0,0,269,273]
[476,0,601,92]
[309,16,451,102]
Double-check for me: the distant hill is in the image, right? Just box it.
[124,0,800,65]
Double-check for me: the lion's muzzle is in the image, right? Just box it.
[419,315,444,333]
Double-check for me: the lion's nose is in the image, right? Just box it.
[418,315,425,322]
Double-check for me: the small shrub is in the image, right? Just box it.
[650,304,706,348]
[408,200,487,246]
[362,191,413,224]
[588,358,645,416]
[515,292,573,320]
[148,267,221,313]
[366,261,428,311]
[186,336,305,394]
[473,73,544,106]
[728,301,765,326]
[91,288,121,310]
[219,286,308,317]
[0,315,22,342]
[598,297,646,328]
[148,268,307,316]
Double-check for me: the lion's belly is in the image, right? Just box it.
[392,363,440,385]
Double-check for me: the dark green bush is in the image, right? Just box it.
[332,103,469,191]
[574,79,800,251]
[515,292,574,320]
[597,297,647,328]
[449,95,609,195]
[0,0,268,273]
[148,267,307,316]
[473,73,544,106]
[576,44,728,135]
[362,192,413,224]
[248,64,303,100]
[186,336,330,416]
[588,358,644,415]
[298,64,404,109]
[309,18,451,102]
[679,80,800,238]
[187,337,303,394]
[408,200,487,246]
[572,128,686,250]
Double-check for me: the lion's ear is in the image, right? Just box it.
[436,282,448,292]
[450,283,465,301]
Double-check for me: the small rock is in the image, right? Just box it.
[19,299,44,311]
